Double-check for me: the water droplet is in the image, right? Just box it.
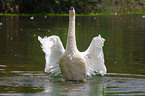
[142,15,145,18]
[30,16,34,20]
[0,22,2,26]
[48,30,50,32]
[38,28,40,30]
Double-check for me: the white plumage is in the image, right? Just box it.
[38,7,107,81]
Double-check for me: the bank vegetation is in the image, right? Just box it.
[0,0,144,14]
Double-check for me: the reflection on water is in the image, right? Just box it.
[0,71,145,95]
[0,15,145,95]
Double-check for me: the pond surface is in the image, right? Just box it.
[0,15,145,95]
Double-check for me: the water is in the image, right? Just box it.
[0,15,145,95]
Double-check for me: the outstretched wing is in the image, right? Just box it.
[38,35,65,76]
[81,34,107,76]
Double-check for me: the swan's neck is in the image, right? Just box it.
[66,13,77,52]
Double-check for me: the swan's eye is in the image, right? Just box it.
[70,6,74,10]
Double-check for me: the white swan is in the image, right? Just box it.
[38,6,107,81]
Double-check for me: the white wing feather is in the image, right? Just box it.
[81,34,107,76]
[38,35,65,76]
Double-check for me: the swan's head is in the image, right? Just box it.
[69,6,75,16]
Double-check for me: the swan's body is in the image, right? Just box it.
[38,7,106,81]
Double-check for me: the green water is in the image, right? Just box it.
[0,15,145,95]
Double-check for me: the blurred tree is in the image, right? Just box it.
[0,0,19,13]
[0,0,144,14]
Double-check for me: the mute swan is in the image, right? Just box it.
[38,6,106,81]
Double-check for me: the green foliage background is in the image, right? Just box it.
[0,0,145,14]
